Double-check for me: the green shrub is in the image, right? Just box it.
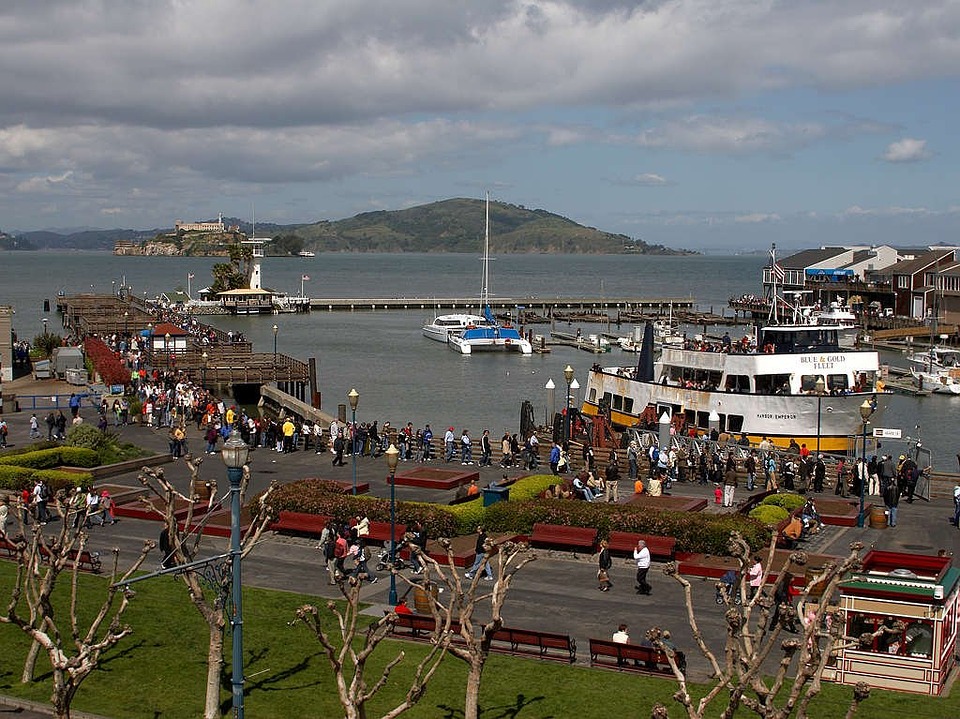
[58,447,101,467]
[506,474,558,501]
[761,493,806,511]
[482,499,771,555]
[444,500,486,535]
[0,447,68,469]
[33,470,89,495]
[0,465,38,490]
[749,504,790,525]
[0,440,59,458]
[267,479,458,539]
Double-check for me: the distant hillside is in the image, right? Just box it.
[8,199,693,255]
[291,198,688,254]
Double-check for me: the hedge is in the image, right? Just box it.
[264,477,772,555]
[0,466,89,494]
[483,499,771,555]
[0,447,99,470]
[749,505,790,525]
[760,493,806,512]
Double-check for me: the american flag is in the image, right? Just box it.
[302,274,310,281]
[188,273,195,279]
[769,250,784,282]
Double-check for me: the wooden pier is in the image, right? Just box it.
[58,294,313,401]
[308,296,694,313]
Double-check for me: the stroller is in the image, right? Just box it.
[715,570,743,605]
[375,545,408,573]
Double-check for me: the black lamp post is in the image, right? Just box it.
[348,388,359,495]
[814,376,825,457]
[272,324,279,361]
[856,399,874,528]
[123,311,128,337]
[563,365,574,442]
[220,435,250,719]
[386,443,400,605]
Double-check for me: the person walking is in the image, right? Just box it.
[597,539,613,591]
[479,429,492,467]
[460,429,473,464]
[883,477,900,528]
[444,427,456,462]
[605,460,621,503]
[953,485,960,529]
[29,413,40,439]
[722,458,738,508]
[464,526,494,581]
[332,431,346,466]
[633,539,652,595]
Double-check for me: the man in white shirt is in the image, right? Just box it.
[634,540,652,595]
[612,624,630,644]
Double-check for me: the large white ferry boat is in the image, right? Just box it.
[581,322,887,454]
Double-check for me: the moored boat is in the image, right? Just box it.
[422,313,489,343]
[582,321,888,454]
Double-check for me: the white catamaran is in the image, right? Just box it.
[446,193,532,355]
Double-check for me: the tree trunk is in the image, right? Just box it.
[204,622,225,719]
[464,657,485,719]
[21,640,41,683]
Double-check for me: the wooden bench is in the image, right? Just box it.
[489,626,577,663]
[387,612,462,640]
[365,521,408,546]
[529,523,597,553]
[606,531,677,561]
[589,638,675,674]
[269,511,331,537]
[35,544,102,573]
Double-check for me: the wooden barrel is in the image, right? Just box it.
[413,583,438,614]
[869,505,888,529]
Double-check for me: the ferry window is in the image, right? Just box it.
[588,387,597,402]
[724,375,750,393]
[800,375,823,393]
[602,392,613,407]
[623,397,634,413]
[697,411,710,428]
[727,415,744,433]
[755,374,791,395]
[684,410,696,428]
[612,395,623,411]
[827,374,848,391]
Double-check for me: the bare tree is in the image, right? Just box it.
[399,536,536,719]
[137,459,275,719]
[649,533,876,719]
[293,576,449,719]
[0,495,153,719]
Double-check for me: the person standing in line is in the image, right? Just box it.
[952,485,960,529]
[444,427,456,462]
[722,458,738,508]
[29,413,40,439]
[464,526,494,581]
[332,431,346,466]
[627,440,639,481]
[633,539,652,595]
[500,432,513,467]
[460,429,473,464]
[549,441,561,475]
[813,456,826,493]
[45,411,56,440]
[868,455,881,495]
[422,424,433,460]
[597,539,613,591]
[479,429,492,467]
[744,451,757,492]
[883,478,900,528]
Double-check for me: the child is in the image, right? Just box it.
[714,483,723,505]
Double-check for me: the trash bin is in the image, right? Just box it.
[482,486,509,507]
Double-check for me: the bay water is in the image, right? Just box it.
[0,252,954,468]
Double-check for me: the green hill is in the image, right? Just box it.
[289,198,688,254]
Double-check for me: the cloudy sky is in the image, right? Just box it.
[1,0,958,250]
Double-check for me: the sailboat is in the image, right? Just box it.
[447,194,533,355]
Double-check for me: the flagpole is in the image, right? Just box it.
[188,272,192,300]
[301,274,306,298]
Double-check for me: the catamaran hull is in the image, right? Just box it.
[582,370,886,453]
[448,336,533,355]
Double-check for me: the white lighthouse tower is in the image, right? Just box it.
[241,236,270,290]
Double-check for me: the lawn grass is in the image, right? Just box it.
[0,562,956,718]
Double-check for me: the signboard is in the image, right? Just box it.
[873,428,903,439]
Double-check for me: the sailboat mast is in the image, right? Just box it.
[480,192,490,307]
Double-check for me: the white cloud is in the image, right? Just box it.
[735,213,781,223]
[841,204,932,217]
[634,115,827,155]
[630,173,669,186]
[882,138,931,163]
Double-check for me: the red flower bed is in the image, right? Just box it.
[83,337,129,386]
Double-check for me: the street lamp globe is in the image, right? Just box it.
[386,442,400,472]
[563,365,574,386]
[859,398,874,422]
[348,388,360,412]
[221,435,250,470]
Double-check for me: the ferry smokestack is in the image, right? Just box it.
[636,322,655,382]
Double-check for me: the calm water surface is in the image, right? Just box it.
[1,252,956,467]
